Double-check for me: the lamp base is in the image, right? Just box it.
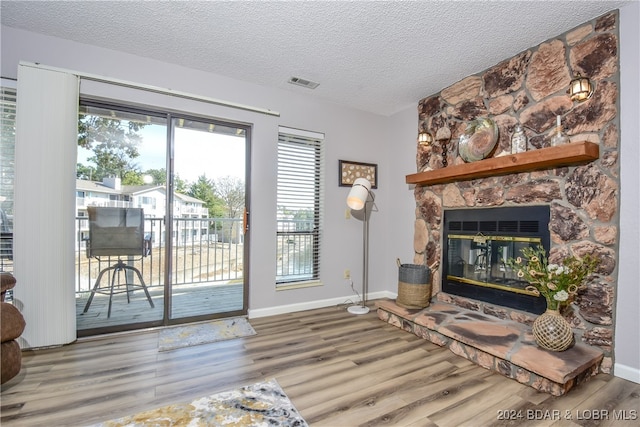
[347,305,370,315]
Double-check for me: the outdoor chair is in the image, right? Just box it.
[83,206,154,318]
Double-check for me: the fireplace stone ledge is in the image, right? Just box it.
[376,299,603,396]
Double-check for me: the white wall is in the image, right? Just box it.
[615,1,640,383]
[382,107,419,289]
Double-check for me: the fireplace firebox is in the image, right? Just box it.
[443,206,550,314]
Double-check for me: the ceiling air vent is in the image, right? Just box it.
[288,76,320,89]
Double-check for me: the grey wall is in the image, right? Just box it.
[615,0,640,383]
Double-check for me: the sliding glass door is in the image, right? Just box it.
[75,102,248,335]
[169,117,247,321]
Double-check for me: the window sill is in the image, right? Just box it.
[276,280,323,291]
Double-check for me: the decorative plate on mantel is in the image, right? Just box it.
[458,118,499,162]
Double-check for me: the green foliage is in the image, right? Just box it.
[174,174,188,194]
[76,163,96,180]
[77,115,145,181]
[188,175,225,219]
[188,175,216,204]
[145,169,167,186]
[122,170,144,186]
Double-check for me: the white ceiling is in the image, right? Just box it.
[1,1,631,116]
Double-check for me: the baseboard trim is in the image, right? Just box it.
[248,291,397,319]
[614,362,640,384]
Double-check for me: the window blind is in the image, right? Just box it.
[15,65,79,348]
[0,86,16,272]
[276,127,324,285]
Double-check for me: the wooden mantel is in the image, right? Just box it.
[406,141,599,186]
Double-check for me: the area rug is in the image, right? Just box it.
[92,378,308,427]
[158,317,256,351]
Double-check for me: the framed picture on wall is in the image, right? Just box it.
[339,160,378,189]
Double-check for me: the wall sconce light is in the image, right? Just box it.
[567,74,594,102]
[418,130,433,145]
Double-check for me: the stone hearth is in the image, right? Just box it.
[377,299,603,396]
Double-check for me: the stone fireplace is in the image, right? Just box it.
[404,10,619,376]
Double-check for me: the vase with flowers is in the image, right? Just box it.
[508,245,597,351]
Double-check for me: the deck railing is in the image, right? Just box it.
[276,219,318,283]
[75,217,245,294]
[75,217,316,293]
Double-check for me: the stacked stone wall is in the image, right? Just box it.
[413,12,619,373]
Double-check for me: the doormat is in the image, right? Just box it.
[158,317,256,351]
[91,378,308,427]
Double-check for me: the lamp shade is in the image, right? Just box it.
[346,178,371,211]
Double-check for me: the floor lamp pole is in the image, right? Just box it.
[348,199,371,315]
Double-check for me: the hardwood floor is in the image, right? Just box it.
[1,302,638,426]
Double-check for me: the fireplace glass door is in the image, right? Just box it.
[447,235,541,296]
[442,206,549,314]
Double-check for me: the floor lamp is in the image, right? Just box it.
[346,177,375,315]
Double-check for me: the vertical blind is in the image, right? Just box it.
[0,86,16,220]
[15,65,79,348]
[276,127,324,284]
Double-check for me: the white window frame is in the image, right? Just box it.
[276,126,324,288]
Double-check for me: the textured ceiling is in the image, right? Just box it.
[0,1,630,116]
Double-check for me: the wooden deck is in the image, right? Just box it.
[76,282,244,331]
